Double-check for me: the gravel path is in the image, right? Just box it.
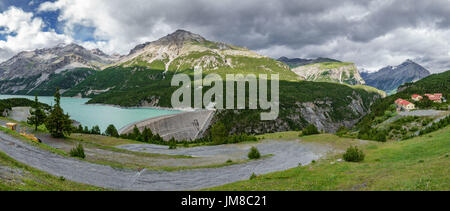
[415,114,450,136]
[0,131,331,190]
[384,110,448,124]
[7,107,31,122]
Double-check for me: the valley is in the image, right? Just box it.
[0,29,448,191]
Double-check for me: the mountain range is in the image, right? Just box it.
[0,30,391,134]
[360,59,431,94]
[0,43,117,95]
[277,57,341,68]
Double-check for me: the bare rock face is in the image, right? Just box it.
[292,62,366,85]
[216,90,382,134]
[113,29,265,73]
[0,43,117,94]
[298,91,370,132]
[129,29,208,55]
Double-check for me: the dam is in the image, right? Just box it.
[118,110,215,141]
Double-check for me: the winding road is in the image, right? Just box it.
[0,131,332,190]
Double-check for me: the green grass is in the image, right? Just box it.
[303,62,354,70]
[70,133,146,146]
[0,151,106,191]
[256,131,301,140]
[206,126,450,191]
[144,154,274,172]
[350,85,387,97]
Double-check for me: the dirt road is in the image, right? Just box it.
[0,131,331,190]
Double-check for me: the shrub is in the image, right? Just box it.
[169,142,177,149]
[343,146,365,162]
[211,122,228,144]
[168,138,177,149]
[374,131,387,142]
[302,124,320,136]
[336,126,349,137]
[248,147,261,159]
[409,126,419,132]
[69,144,86,159]
[249,173,257,180]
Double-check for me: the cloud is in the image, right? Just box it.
[7,0,450,73]
[0,6,72,61]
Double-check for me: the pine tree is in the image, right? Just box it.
[77,125,83,133]
[44,88,73,138]
[105,124,119,137]
[27,95,47,131]
[142,127,154,142]
[131,125,142,141]
[83,126,90,134]
[90,125,101,135]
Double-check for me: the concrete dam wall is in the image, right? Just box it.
[118,110,215,141]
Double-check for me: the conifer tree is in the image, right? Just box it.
[45,88,72,138]
[105,124,119,137]
[27,95,47,131]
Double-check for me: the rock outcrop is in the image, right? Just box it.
[292,62,366,85]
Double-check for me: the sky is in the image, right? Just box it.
[0,0,449,73]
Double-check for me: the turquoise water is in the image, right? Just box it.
[0,95,181,133]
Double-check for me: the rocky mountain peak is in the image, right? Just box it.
[154,29,206,47]
[128,29,207,55]
[361,60,431,93]
[403,59,415,64]
[90,48,108,57]
[0,42,115,80]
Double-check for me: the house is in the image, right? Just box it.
[395,98,415,111]
[411,94,423,101]
[425,93,443,103]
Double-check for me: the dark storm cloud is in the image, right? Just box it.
[30,0,450,72]
[108,0,450,51]
[347,0,450,42]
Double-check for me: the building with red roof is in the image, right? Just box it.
[395,98,415,111]
[425,93,442,103]
[411,94,423,101]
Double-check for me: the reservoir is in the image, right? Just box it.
[0,95,181,133]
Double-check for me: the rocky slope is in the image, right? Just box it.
[0,44,117,95]
[361,59,431,93]
[213,81,383,134]
[277,57,341,68]
[291,62,366,85]
[106,29,293,77]
[65,29,299,103]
